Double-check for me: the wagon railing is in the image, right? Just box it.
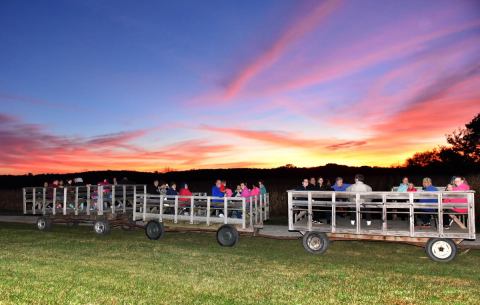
[134,193,270,231]
[23,185,147,216]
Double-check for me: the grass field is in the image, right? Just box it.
[0,223,479,305]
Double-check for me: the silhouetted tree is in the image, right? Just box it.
[406,113,479,171]
[446,113,480,162]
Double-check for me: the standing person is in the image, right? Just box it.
[147,180,160,194]
[346,174,373,226]
[258,180,267,195]
[250,183,260,196]
[158,181,168,196]
[397,177,409,192]
[166,182,178,196]
[332,177,350,191]
[418,177,437,226]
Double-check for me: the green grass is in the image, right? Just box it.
[0,223,479,305]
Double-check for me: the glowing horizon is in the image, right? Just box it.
[1,0,480,175]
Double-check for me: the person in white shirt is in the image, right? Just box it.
[346,174,373,226]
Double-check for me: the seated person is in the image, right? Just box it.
[418,177,437,226]
[296,179,310,191]
[332,177,350,191]
[407,183,417,192]
[179,183,192,202]
[443,177,470,229]
[397,177,409,192]
[346,174,373,226]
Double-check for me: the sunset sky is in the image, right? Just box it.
[1,0,480,174]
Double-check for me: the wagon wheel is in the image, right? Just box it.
[216,225,239,247]
[36,216,52,231]
[425,238,457,262]
[145,220,165,240]
[302,232,329,254]
[93,220,111,235]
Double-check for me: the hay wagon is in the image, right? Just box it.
[23,184,146,234]
[133,192,270,246]
[287,190,475,262]
[22,185,270,246]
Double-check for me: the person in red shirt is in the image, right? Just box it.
[179,182,193,204]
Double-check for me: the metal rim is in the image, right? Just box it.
[220,229,233,242]
[307,235,323,251]
[147,222,160,237]
[431,240,452,259]
[94,222,105,234]
[37,218,46,230]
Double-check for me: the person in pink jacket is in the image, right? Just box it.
[240,182,251,197]
[451,177,470,213]
[250,183,260,197]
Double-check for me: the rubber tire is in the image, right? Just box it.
[93,220,111,235]
[425,238,457,262]
[36,216,52,231]
[145,220,165,240]
[302,232,329,254]
[216,225,239,247]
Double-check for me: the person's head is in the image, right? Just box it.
[309,177,316,185]
[181,182,188,189]
[240,182,246,190]
[354,174,365,183]
[446,184,453,191]
[170,182,177,190]
[236,185,241,191]
[215,179,222,188]
[302,179,309,188]
[59,180,64,186]
[453,176,465,187]
[258,180,264,187]
[318,177,324,185]
[43,181,48,188]
[153,180,159,187]
[422,177,432,188]
[52,180,59,186]
[408,183,415,189]
[335,177,343,186]
[402,177,409,184]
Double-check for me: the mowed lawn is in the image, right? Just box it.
[0,223,479,305]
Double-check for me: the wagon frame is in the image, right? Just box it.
[287,190,476,262]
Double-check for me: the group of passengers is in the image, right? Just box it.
[40,177,132,210]
[145,179,267,218]
[295,174,470,229]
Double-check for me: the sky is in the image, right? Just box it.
[0,0,480,174]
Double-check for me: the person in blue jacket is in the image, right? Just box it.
[211,179,225,217]
[418,177,437,226]
[332,177,350,192]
